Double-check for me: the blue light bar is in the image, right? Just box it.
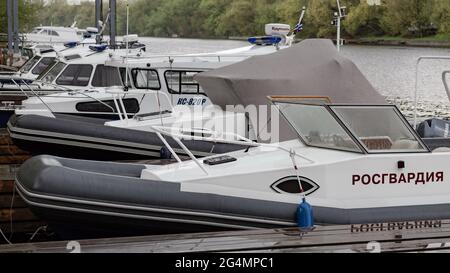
[89,44,108,52]
[64,41,79,48]
[248,36,282,45]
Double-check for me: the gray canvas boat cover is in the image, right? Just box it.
[195,39,386,141]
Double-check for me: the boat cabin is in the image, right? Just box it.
[36,51,249,107]
[0,48,58,86]
[105,55,249,107]
[25,26,82,44]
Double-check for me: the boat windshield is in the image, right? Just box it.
[331,106,428,153]
[20,56,40,73]
[35,59,57,80]
[38,62,67,83]
[275,102,428,154]
[31,28,42,34]
[31,57,55,75]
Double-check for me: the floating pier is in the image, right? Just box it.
[1,219,450,253]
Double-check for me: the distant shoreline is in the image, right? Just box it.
[345,39,450,49]
[228,36,450,49]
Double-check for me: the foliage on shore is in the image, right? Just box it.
[1,0,449,41]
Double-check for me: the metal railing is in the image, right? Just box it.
[414,56,450,128]
[7,79,116,114]
[109,52,276,66]
[443,70,450,102]
[105,89,172,122]
[151,125,315,175]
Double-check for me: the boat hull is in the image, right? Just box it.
[16,155,450,240]
[16,155,297,240]
[8,114,247,160]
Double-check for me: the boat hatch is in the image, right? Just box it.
[274,101,429,154]
[134,110,172,121]
[203,155,237,166]
[64,54,82,61]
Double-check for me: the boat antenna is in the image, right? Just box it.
[295,6,306,34]
[98,11,110,37]
[50,22,53,46]
[333,0,347,51]
[124,0,129,91]
[288,6,306,46]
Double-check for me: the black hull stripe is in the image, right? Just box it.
[8,124,212,157]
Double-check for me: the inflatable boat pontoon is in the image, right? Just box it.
[8,113,247,160]
[16,155,299,239]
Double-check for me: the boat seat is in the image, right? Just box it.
[391,139,421,150]
[432,147,450,153]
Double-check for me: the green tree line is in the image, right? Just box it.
[1,0,450,40]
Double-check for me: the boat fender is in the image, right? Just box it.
[297,198,314,229]
[160,147,172,159]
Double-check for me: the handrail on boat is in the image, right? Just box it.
[111,52,264,66]
[443,70,450,103]
[151,125,315,175]
[14,79,55,114]
[414,56,450,129]
[11,81,117,116]
[106,89,173,123]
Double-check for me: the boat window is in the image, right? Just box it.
[31,28,42,34]
[47,30,59,36]
[332,106,428,153]
[119,68,132,88]
[76,99,140,113]
[276,102,362,153]
[92,65,123,87]
[36,60,57,80]
[271,177,319,195]
[21,48,34,60]
[165,70,204,94]
[39,62,66,83]
[19,56,41,73]
[31,57,55,75]
[131,68,160,90]
[56,64,93,86]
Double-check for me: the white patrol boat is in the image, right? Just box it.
[14,98,450,239]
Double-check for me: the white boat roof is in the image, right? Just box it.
[104,44,285,69]
[32,26,79,32]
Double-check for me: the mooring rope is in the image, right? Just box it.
[0,227,12,245]
[9,181,16,241]
[29,226,48,242]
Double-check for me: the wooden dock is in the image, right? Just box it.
[2,219,450,253]
[0,129,50,243]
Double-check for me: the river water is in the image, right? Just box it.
[141,37,450,117]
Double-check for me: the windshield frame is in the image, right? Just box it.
[36,59,57,80]
[19,55,41,73]
[274,101,430,154]
[37,61,67,83]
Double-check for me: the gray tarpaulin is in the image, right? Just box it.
[195,39,386,142]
